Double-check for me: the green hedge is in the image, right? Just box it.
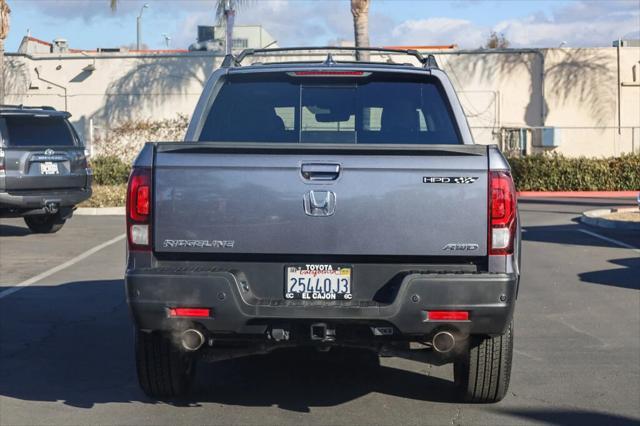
[91,156,132,185]
[507,154,640,191]
[89,154,639,191]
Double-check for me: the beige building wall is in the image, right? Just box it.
[4,46,639,157]
[4,52,220,144]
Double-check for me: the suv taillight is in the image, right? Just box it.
[489,171,516,255]
[127,167,152,251]
[0,149,5,173]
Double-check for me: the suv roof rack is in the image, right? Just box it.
[0,104,57,111]
[222,46,439,69]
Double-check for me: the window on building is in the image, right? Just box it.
[232,39,249,49]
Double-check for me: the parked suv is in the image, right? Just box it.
[0,105,92,233]
[126,47,521,403]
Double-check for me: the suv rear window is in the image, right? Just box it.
[2,116,76,147]
[198,72,461,144]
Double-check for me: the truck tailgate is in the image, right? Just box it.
[153,144,488,257]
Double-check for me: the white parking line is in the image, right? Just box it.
[577,229,640,253]
[0,233,126,300]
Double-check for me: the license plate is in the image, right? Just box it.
[40,162,59,175]
[285,264,352,300]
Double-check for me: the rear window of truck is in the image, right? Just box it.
[198,72,461,144]
[2,116,76,147]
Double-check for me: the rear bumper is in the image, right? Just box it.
[126,269,517,337]
[0,187,92,210]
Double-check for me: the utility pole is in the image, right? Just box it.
[224,0,235,55]
[136,3,149,50]
[162,33,171,49]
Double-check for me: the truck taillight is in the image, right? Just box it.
[287,71,371,77]
[489,171,516,255]
[127,167,152,251]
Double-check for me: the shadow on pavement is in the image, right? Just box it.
[179,349,456,412]
[0,279,456,410]
[524,224,639,290]
[0,223,31,237]
[523,223,640,248]
[495,408,640,426]
[579,257,640,290]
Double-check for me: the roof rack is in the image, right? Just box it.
[0,104,57,111]
[222,46,439,69]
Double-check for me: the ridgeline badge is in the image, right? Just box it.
[163,239,235,248]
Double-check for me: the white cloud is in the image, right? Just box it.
[494,1,640,48]
[170,0,339,48]
[21,0,640,49]
[28,0,212,21]
[387,17,486,47]
[380,0,639,49]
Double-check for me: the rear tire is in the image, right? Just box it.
[24,213,66,233]
[454,321,513,403]
[135,330,195,398]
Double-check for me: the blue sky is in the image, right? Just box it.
[5,0,640,51]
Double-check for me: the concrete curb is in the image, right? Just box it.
[518,191,638,198]
[75,207,125,216]
[581,207,640,230]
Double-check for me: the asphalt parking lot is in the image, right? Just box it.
[1,198,638,426]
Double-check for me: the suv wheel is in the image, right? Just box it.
[135,330,195,398]
[453,321,513,403]
[24,213,66,233]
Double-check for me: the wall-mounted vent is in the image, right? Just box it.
[51,38,69,53]
[541,127,561,147]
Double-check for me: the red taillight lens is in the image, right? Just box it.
[136,185,149,216]
[169,308,211,318]
[489,171,517,255]
[127,167,152,250]
[427,311,469,321]
[128,167,151,222]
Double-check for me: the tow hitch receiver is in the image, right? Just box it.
[310,323,335,342]
[43,201,60,214]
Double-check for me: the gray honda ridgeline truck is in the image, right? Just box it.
[0,105,92,232]
[125,47,521,403]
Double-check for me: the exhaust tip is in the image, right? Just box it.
[181,329,205,351]
[432,331,455,353]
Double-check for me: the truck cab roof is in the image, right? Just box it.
[0,105,71,118]
[226,61,435,78]
[222,46,440,72]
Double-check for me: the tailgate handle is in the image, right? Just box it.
[301,163,340,181]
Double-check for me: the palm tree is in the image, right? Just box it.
[351,0,370,61]
[0,0,10,104]
[215,0,249,55]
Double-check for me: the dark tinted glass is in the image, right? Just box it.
[200,78,300,143]
[301,86,357,143]
[198,73,461,144]
[4,116,76,147]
